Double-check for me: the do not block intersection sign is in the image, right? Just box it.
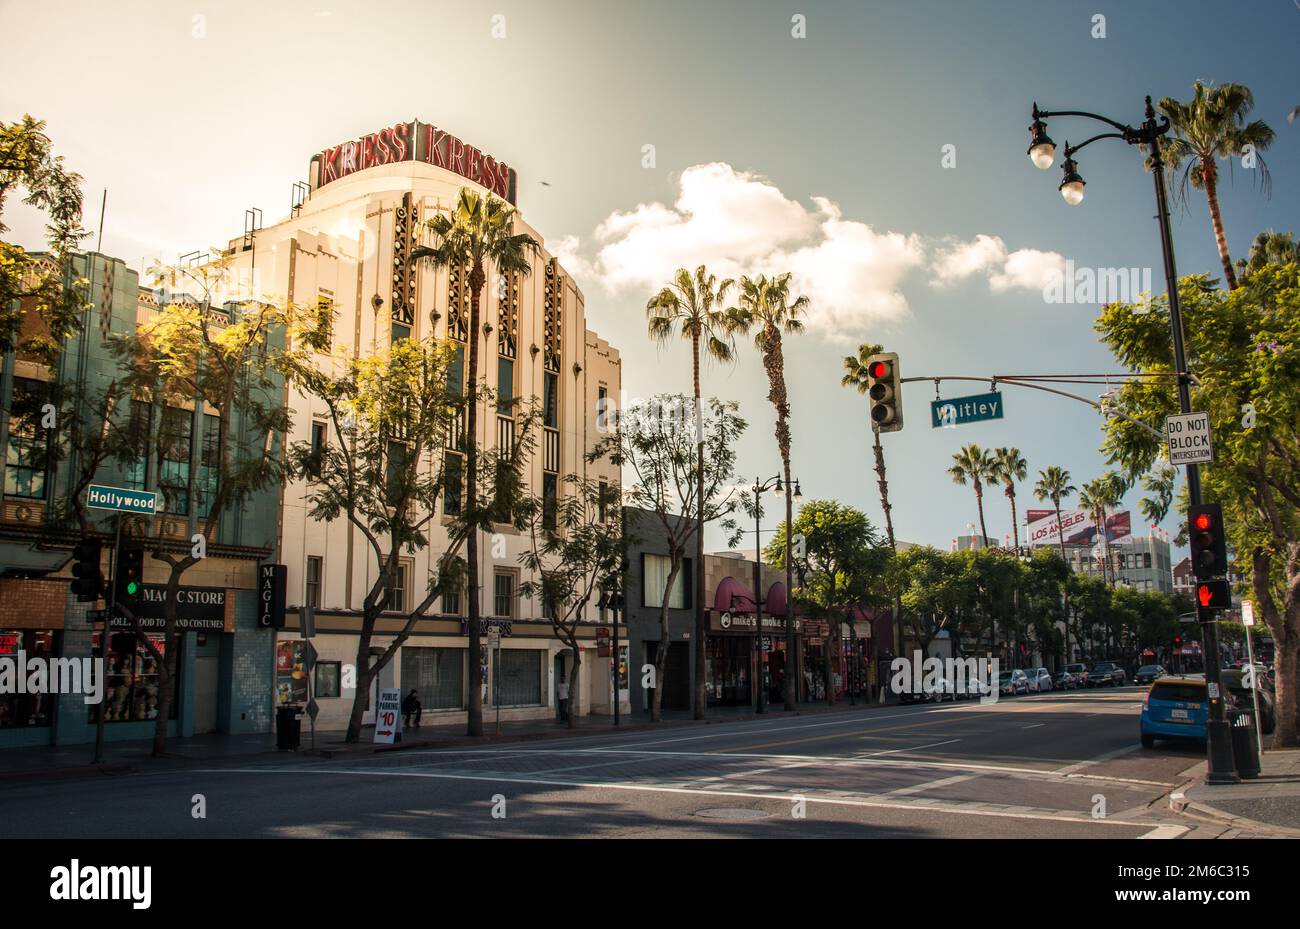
[1165,412,1213,466]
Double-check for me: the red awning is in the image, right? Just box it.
[714,576,757,613]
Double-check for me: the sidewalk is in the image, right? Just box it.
[1172,749,1300,835]
[0,697,892,782]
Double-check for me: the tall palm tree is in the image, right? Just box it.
[1157,82,1275,290]
[1236,230,1300,281]
[948,444,996,548]
[733,272,808,711]
[412,188,538,737]
[1035,465,1076,662]
[646,266,741,720]
[841,343,895,550]
[1079,475,1124,588]
[992,447,1028,551]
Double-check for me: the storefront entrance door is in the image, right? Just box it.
[194,656,219,734]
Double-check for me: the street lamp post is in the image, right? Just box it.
[598,571,626,727]
[748,473,802,713]
[1026,97,1237,784]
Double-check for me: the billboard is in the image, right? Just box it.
[1025,509,1133,547]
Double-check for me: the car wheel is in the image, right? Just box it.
[1141,733,1155,749]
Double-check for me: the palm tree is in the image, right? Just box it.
[841,343,895,550]
[733,272,808,711]
[1237,230,1300,281]
[1035,465,1077,662]
[1078,475,1124,588]
[947,444,996,548]
[992,447,1028,551]
[646,266,741,720]
[1157,82,1275,290]
[412,188,538,737]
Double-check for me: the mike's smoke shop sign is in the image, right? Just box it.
[110,585,232,632]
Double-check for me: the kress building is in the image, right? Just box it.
[217,119,625,731]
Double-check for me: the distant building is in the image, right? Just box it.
[1060,535,1174,593]
[952,533,996,552]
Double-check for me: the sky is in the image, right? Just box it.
[3,0,1298,556]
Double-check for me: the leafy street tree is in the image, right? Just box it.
[992,447,1028,550]
[646,266,742,720]
[593,395,744,722]
[766,499,889,705]
[1157,82,1275,290]
[734,272,808,711]
[1,115,88,364]
[517,477,625,729]
[1097,260,1300,745]
[113,257,291,756]
[948,444,996,546]
[411,188,539,737]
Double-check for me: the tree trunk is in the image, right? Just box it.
[692,330,707,721]
[974,484,988,547]
[568,651,580,730]
[465,263,485,736]
[870,427,904,662]
[344,614,378,742]
[824,620,836,706]
[651,554,682,723]
[1056,504,1069,663]
[1201,160,1239,291]
[1008,489,1019,551]
[1254,547,1298,747]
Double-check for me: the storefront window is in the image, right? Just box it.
[90,632,179,723]
[400,647,465,710]
[706,636,751,707]
[315,661,341,699]
[493,649,542,706]
[0,630,58,728]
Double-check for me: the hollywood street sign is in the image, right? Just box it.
[86,484,157,515]
[931,391,1005,428]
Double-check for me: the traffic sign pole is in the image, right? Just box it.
[92,513,121,766]
[1242,603,1263,769]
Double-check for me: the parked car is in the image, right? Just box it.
[998,669,1029,696]
[1065,662,1091,687]
[1134,664,1165,685]
[1221,668,1276,735]
[1091,661,1125,686]
[1024,668,1053,692]
[1141,677,1213,747]
[1053,670,1077,690]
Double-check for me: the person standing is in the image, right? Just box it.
[557,676,570,722]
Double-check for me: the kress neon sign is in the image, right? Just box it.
[310,119,517,203]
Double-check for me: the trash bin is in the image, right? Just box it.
[276,705,301,751]
[1229,707,1261,779]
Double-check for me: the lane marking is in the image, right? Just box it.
[199,766,1156,829]
[1023,724,1046,729]
[881,773,979,797]
[857,738,962,758]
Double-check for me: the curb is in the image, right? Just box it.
[0,761,135,785]
[1169,781,1300,838]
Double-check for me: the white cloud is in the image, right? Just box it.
[556,163,1061,339]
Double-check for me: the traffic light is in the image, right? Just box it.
[865,352,903,433]
[70,538,103,602]
[1196,580,1232,610]
[1173,635,1182,648]
[1188,503,1228,580]
[114,539,145,610]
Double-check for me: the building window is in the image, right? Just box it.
[196,413,220,518]
[442,585,461,616]
[643,553,690,609]
[0,630,57,727]
[494,649,543,706]
[308,421,326,477]
[123,401,152,491]
[315,661,341,698]
[497,356,514,415]
[385,560,409,612]
[543,371,558,427]
[391,321,411,344]
[444,452,463,516]
[158,406,193,515]
[597,385,610,428]
[494,571,515,618]
[400,647,465,710]
[3,378,51,499]
[1144,552,1152,569]
[90,632,180,723]
[542,473,558,530]
[305,556,323,609]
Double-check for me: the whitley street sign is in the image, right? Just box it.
[1165,411,1213,466]
[86,484,157,515]
[931,392,1005,428]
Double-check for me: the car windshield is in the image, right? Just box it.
[997,672,1013,681]
[1067,665,1086,673]
[1095,663,1115,671]
[1149,682,1206,703]
[1138,665,1160,673]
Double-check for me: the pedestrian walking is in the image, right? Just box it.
[557,676,569,722]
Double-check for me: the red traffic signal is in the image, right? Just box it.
[1188,503,1227,580]
[70,538,103,603]
[1173,635,1182,646]
[1194,512,1212,532]
[865,352,903,434]
[868,359,890,379]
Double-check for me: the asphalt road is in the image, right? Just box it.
[0,687,1239,839]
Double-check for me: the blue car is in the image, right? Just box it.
[1140,677,1212,747]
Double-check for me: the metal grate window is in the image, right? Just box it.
[494,649,543,706]
[400,647,465,710]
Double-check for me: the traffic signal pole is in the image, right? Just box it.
[1151,122,1237,785]
[92,514,121,765]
